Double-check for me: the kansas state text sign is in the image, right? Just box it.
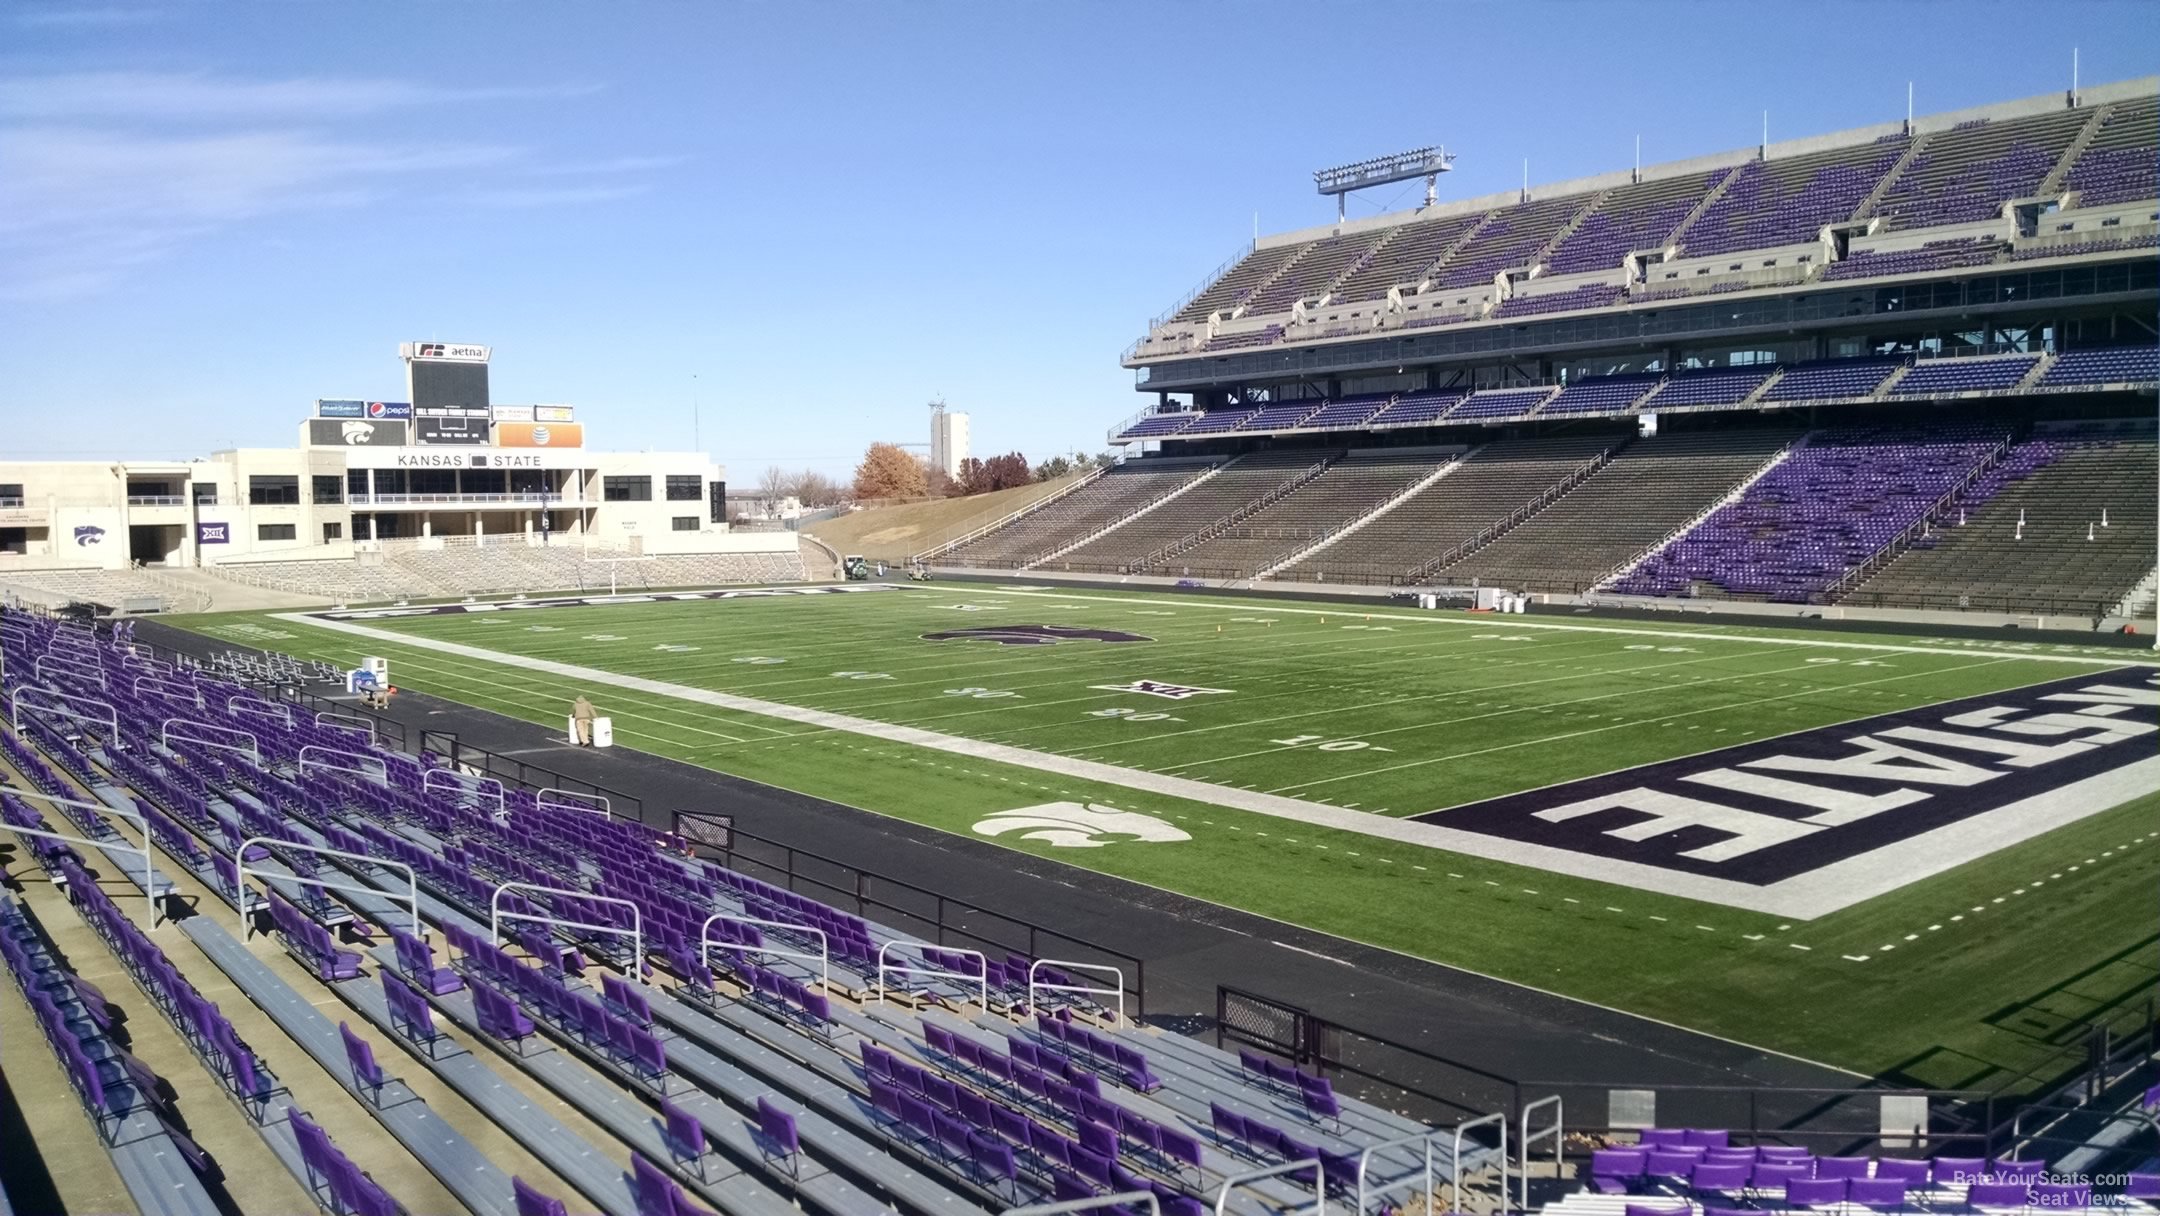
[1416,667,2157,914]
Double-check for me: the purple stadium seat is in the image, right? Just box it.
[1787,1177,1850,1206]
[1850,1178,1909,1209]
[1819,1156,1875,1179]
[1966,1182,2033,1208]
[1875,1159,1931,1184]
[513,1177,570,1216]
[756,1096,799,1173]
[338,1022,386,1100]
[1692,1163,1750,1192]
[1751,1162,1811,1190]
[1592,1148,1649,1192]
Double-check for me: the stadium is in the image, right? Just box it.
[0,37,2156,1216]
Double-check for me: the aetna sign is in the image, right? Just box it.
[1417,668,2157,911]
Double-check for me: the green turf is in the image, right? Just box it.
[166,585,2160,1084]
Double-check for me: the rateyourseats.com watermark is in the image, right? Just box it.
[1933,1168,2134,1191]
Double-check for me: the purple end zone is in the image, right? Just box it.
[1413,667,2157,887]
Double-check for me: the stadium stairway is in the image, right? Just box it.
[1043,451,1329,572]
[1255,451,1469,579]
[1433,429,1803,593]
[1595,435,1807,592]
[938,457,1220,569]
[1840,426,2159,614]
[1270,434,1614,585]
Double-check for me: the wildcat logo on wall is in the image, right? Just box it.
[971,802,1190,849]
[73,525,105,547]
[920,624,1152,646]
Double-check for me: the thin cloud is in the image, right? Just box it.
[468,183,652,208]
[0,71,598,122]
[11,6,165,27]
[533,154,692,177]
[0,69,667,299]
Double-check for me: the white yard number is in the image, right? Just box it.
[1087,707,1179,722]
[1269,734,1391,753]
[832,671,894,680]
[526,625,564,632]
[1624,644,1697,653]
[583,634,627,642]
[731,656,786,664]
[1472,633,1532,641]
[654,644,701,653]
[945,687,1019,699]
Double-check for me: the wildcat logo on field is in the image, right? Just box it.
[1088,679,1230,700]
[924,624,1152,647]
[971,802,1191,849]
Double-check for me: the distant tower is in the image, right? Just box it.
[928,399,970,479]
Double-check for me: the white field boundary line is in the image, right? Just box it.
[203,634,1874,1079]
[270,611,2111,920]
[987,589,2160,668]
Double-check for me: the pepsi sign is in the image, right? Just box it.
[366,402,411,420]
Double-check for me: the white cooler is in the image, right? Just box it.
[565,715,614,746]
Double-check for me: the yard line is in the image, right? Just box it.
[1267,656,2021,794]
[274,609,2036,919]
[1152,645,1827,772]
[990,589,2159,668]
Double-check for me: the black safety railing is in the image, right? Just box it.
[1220,984,2159,1163]
[414,728,645,824]
[707,822,1149,1020]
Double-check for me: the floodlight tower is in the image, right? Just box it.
[1313,145,1457,224]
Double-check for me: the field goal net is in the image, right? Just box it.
[581,554,659,595]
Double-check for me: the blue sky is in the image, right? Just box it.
[3,1,2153,478]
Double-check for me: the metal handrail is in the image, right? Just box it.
[1213,1158,1324,1216]
[700,913,828,992]
[1411,446,1614,579]
[238,836,420,938]
[1593,432,1809,590]
[1134,453,1338,572]
[490,880,642,970]
[1027,959,1124,1027]
[909,465,1110,563]
[1827,432,2012,599]
[0,789,163,929]
[876,940,987,1009]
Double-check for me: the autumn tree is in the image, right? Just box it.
[981,452,1031,492]
[853,442,927,500]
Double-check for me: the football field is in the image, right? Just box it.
[171,583,2160,1083]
